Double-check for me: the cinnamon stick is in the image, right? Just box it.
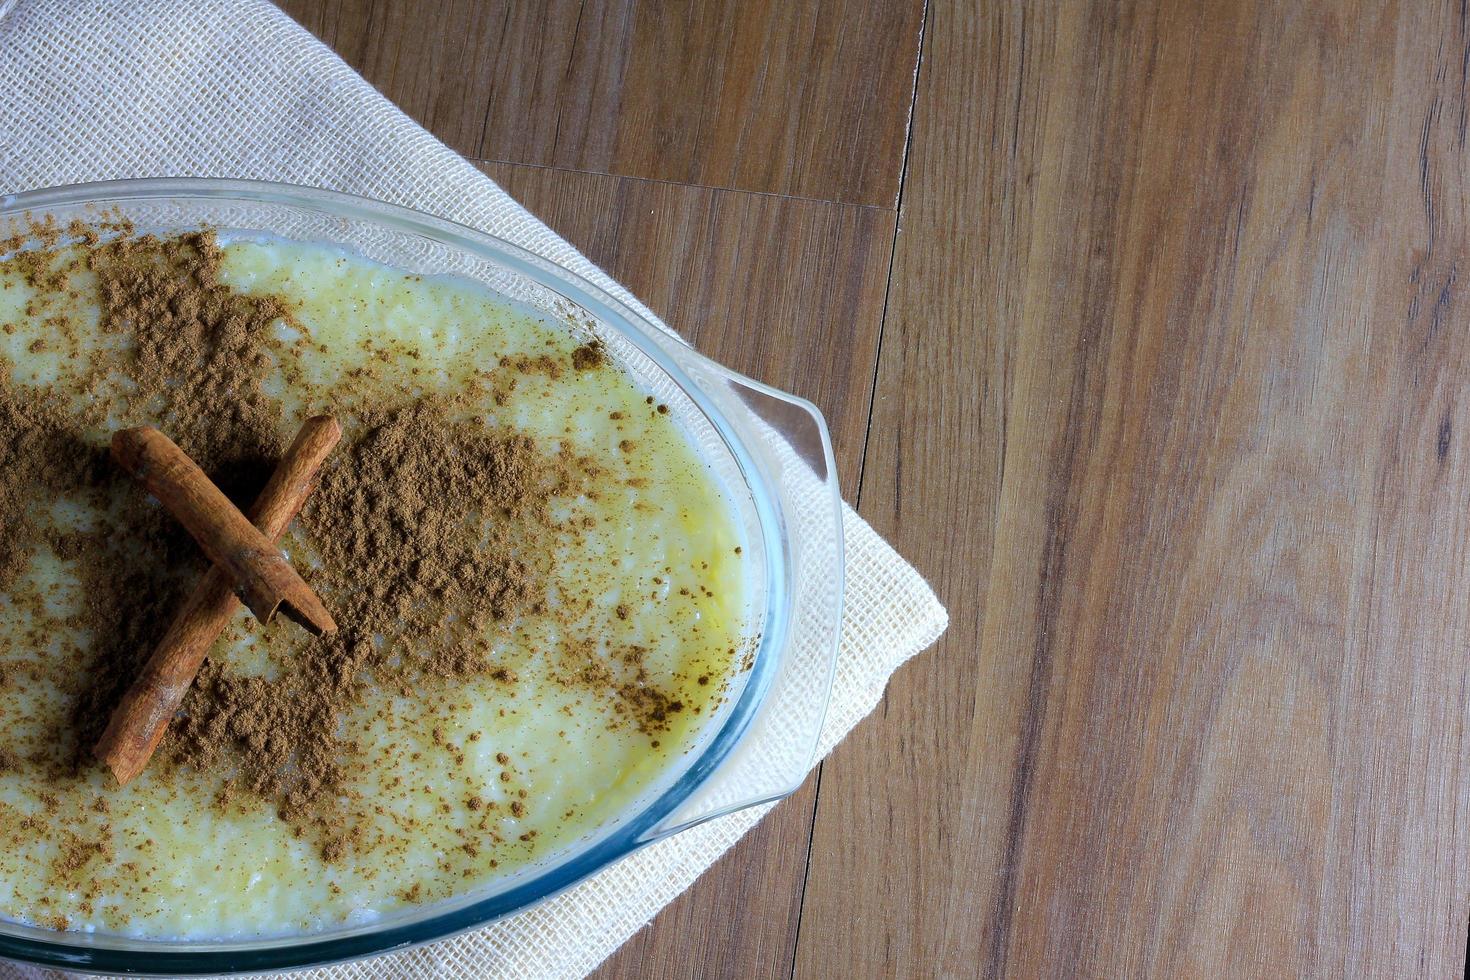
[95,416,342,786]
[110,425,337,635]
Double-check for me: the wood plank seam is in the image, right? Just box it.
[786,0,933,976]
[545,0,589,162]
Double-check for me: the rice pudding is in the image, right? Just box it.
[0,221,749,938]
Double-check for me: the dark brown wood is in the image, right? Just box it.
[278,0,926,206]
[799,1,1470,976]
[96,417,343,786]
[110,426,337,636]
[477,161,893,978]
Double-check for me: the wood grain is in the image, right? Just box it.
[475,161,894,977]
[800,0,1470,976]
[278,0,926,206]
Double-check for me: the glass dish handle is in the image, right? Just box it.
[635,363,845,842]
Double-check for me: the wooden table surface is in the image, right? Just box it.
[282,1,1470,976]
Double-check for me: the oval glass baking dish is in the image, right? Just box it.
[0,178,843,975]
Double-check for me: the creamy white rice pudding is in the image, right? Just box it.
[0,222,748,938]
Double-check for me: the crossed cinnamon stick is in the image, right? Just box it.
[94,417,342,785]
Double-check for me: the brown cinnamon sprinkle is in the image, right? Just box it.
[0,222,730,881]
[87,228,289,496]
[169,399,577,843]
[570,340,606,371]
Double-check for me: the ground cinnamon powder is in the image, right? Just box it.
[169,398,577,846]
[88,229,287,495]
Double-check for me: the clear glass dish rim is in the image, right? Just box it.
[0,177,842,975]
